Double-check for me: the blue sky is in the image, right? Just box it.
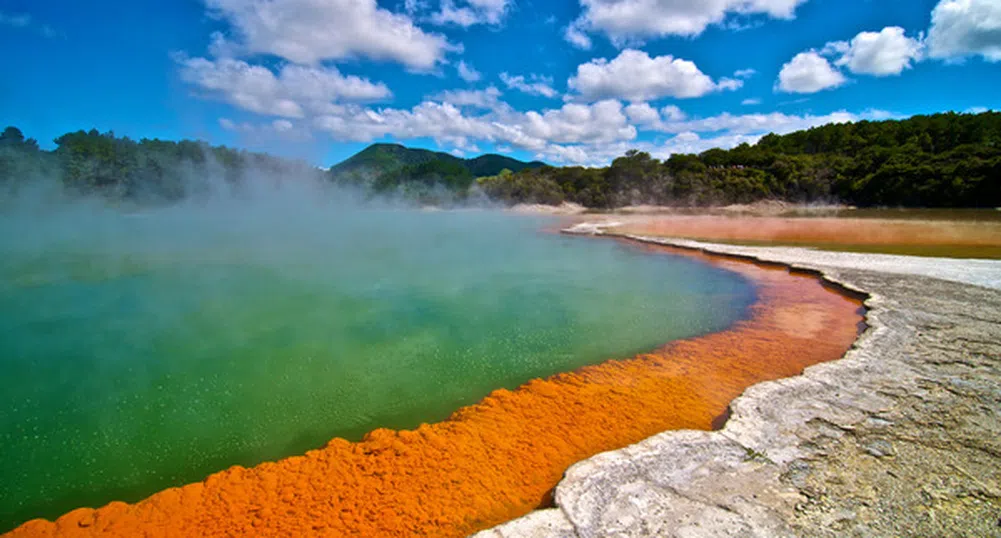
[1,0,999,167]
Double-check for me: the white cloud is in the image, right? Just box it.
[716,77,744,91]
[500,72,559,98]
[539,108,894,166]
[567,49,737,102]
[205,0,454,69]
[829,26,924,76]
[0,10,58,37]
[620,103,686,130]
[733,68,757,79]
[776,51,847,93]
[516,100,637,145]
[661,105,687,121]
[430,0,512,27]
[651,110,880,136]
[0,11,31,27]
[742,98,762,105]
[456,60,482,82]
[219,118,240,131]
[304,97,896,166]
[219,117,311,140]
[624,103,662,126]
[311,99,637,160]
[927,0,1001,62]
[178,56,391,118]
[650,131,763,159]
[564,19,593,49]
[567,0,808,45]
[314,101,497,146]
[430,86,507,110]
[404,0,429,14]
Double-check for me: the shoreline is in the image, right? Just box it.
[3,231,863,537]
[479,226,1001,537]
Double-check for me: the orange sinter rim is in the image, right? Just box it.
[7,239,863,538]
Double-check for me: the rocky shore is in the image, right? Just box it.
[477,227,1001,537]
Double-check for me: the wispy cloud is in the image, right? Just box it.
[0,11,60,38]
[0,11,31,27]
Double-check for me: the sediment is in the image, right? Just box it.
[3,235,862,537]
[478,227,1001,538]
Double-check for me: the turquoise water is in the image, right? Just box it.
[0,199,754,531]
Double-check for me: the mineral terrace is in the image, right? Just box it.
[478,226,1001,538]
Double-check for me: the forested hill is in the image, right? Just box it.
[3,111,999,208]
[480,111,1001,208]
[328,143,546,193]
[0,127,325,203]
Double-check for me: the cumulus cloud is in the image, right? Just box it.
[566,0,808,46]
[500,72,559,98]
[314,101,498,147]
[927,0,1001,62]
[178,56,391,118]
[827,26,924,76]
[518,100,636,145]
[430,0,512,27]
[621,103,687,130]
[299,86,893,166]
[651,109,880,135]
[547,107,893,166]
[456,60,482,82]
[624,103,662,126]
[661,105,687,121]
[776,51,847,93]
[205,0,454,69]
[567,49,738,102]
[310,99,637,161]
[568,108,892,165]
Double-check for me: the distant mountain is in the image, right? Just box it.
[328,143,546,188]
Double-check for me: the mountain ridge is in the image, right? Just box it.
[328,143,547,186]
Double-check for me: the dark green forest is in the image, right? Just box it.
[328,143,546,202]
[3,111,1000,208]
[480,111,1001,208]
[0,126,326,204]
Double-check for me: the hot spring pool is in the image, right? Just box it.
[0,202,754,530]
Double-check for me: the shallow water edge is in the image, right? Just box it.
[4,229,864,538]
[478,230,1001,537]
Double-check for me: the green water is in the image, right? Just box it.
[0,202,754,531]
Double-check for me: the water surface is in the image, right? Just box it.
[0,200,754,530]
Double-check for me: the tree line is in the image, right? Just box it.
[0,126,324,204]
[479,111,1001,208]
[3,110,1000,208]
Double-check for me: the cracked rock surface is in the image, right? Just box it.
[475,234,1001,538]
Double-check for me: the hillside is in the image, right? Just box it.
[0,127,322,203]
[328,143,546,189]
[480,111,1001,208]
[4,112,998,209]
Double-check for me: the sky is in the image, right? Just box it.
[1,0,999,167]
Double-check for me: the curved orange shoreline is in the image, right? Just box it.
[6,239,863,538]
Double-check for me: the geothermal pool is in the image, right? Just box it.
[0,203,755,531]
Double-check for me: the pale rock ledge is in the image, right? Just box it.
[474,231,1001,538]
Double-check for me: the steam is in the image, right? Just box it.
[0,146,758,532]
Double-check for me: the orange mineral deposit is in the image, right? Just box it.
[5,240,863,538]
